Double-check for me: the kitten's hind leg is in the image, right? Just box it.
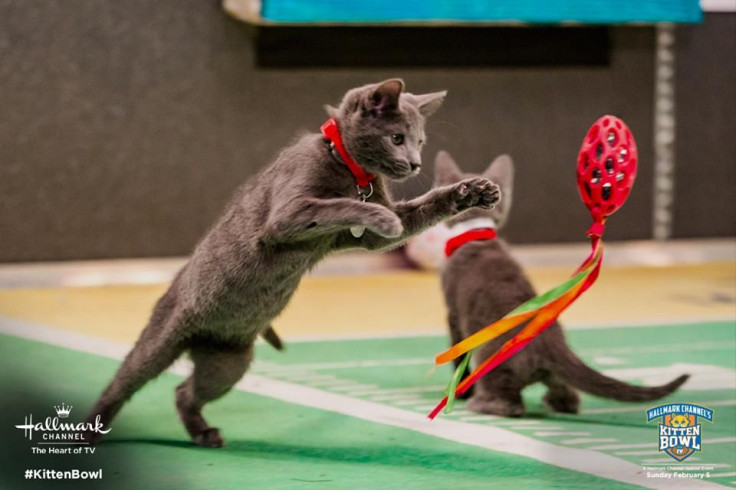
[467,369,525,417]
[176,340,253,448]
[543,374,580,414]
[84,321,185,443]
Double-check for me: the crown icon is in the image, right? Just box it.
[54,403,73,418]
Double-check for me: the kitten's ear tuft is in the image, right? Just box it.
[415,91,447,118]
[365,78,404,116]
[324,104,339,118]
[484,154,515,226]
[434,150,462,186]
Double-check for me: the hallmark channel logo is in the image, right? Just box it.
[15,403,111,443]
[54,403,72,418]
[647,403,713,461]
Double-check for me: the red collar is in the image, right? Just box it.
[445,228,498,257]
[321,118,376,188]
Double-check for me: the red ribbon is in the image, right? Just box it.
[321,118,376,188]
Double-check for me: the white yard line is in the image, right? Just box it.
[442,409,472,417]
[510,425,564,431]
[329,383,378,392]
[0,317,729,490]
[601,363,736,391]
[413,405,446,411]
[588,437,736,451]
[580,340,736,357]
[281,317,736,343]
[486,419,543,425]
[305,379,357,387]
[259,339,736,375]
[583,400,736,415]
[562,438,618,445]
[643,457,701,464]
[392,399,431,406]
[347,385,446,396]
[370,393,437,401]
[711,473,736,478]
[270,373,335,381]
[615,450,669,456]
[535,431,591,437]
[593,357,626,365]
[255,358,432,370]
[458,415,504,423]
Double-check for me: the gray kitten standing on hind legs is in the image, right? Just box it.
[84,79,500,447]
[434,151,688,417]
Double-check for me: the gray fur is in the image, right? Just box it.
[436,151,688,417]
[84,79,500,446]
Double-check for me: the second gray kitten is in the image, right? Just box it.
[435,150,688,417]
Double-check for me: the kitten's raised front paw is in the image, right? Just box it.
[452,177,501,212]
[366,210,404,238]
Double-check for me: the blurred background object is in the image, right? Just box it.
[0,0,733,262]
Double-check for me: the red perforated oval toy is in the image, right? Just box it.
[577,115,638,222]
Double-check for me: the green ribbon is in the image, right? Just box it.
[444,349,474,413]
[507,268,591,316]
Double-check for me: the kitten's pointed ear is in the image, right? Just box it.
[323,104,339,118]
[415,91,447,118]
[365,78,404,116]
[434,150,462,186]
[484,154,515,226]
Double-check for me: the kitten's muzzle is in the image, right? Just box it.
[410,162,421,171]
[383,160,416,179]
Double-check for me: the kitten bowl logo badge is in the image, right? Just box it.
[647,404,713,461]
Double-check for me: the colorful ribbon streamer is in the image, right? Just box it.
[429,235,603,419]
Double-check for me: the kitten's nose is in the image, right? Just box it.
[410,162,421,171]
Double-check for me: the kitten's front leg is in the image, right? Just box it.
[401,177,500,229]
[349,177,499,250]
[264,197,403,243]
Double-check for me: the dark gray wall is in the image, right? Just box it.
[674,13,736,238]
[0,1,732,262]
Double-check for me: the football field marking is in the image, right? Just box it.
[588,437,736,451]
[583,399,736,415]
[0,316,729,490]
[250,340,736,372]
[347,385,446,396]
[602,363,736,391]
[535,431,591,437]
[562,438,618,445]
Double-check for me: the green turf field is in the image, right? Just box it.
[1,319,734,489]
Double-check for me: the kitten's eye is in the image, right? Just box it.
[391,134,405,145]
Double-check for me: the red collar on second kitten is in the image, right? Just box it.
[444,218,498,257]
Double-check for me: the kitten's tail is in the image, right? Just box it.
[261,326,284,351]
[552,344,689,402]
